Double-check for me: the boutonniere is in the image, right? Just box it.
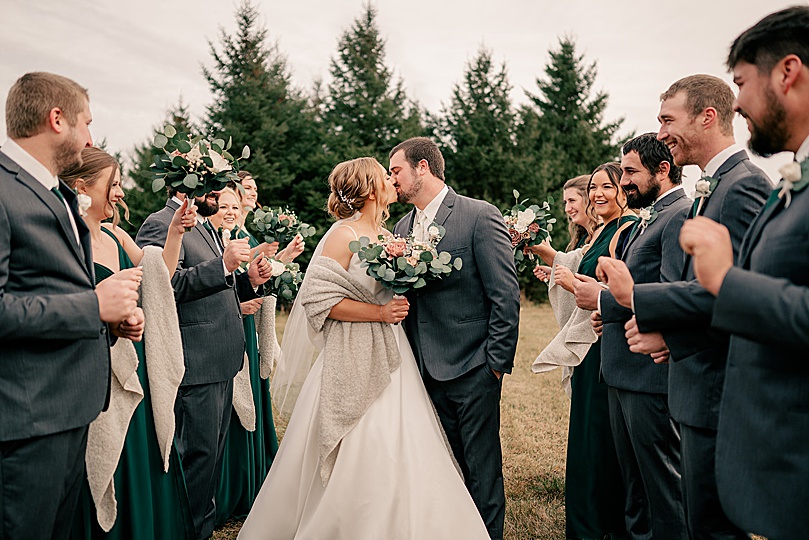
[76,193,92,217]
[777,160,809,208]
[637,205,657,235]
[693,175,718,199]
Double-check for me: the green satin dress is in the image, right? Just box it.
[214,228,280,526]
[71,228,195,540]
[565,215,637,539]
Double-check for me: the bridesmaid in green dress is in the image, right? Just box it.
[212,182,304,526]
[541,164,637,540]
[62,147,197,539]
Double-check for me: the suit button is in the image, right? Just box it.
[100,326,107,335]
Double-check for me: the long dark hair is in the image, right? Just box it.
[585,162,626,226]
[60,147,129,227]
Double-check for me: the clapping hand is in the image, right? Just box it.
[96,267,141,323]
[625,316,669,362]
[223,238,251,273]
[170,198,197,234]
[596,257,635,309]
[247,252,273,287]
[533,264,552,283]
[278,235,305,263]
[253,241,279,260]
[572,273,602,311]
[679,217,733,296]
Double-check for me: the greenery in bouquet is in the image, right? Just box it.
[150,124,250,196]
[265,259,303,301]
[251,206,317,247]
[348,223,463,295]
[504,190,556,272]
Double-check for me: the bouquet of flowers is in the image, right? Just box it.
[251,206,317,247]
[504,190,556,272]
[150,125,249,196]
[348,223,463,295]
[264,259,303,301]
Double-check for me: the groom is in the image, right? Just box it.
[391,137,520,540]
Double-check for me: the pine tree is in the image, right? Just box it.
[432,47,528,210]
[321,3,423,164]
[121,100,196,235]
[203,0,330,234]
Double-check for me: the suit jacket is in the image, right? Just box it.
[0,150,111,441]
[393,187,520,381]
[633,151,769,428]
[707,175,809,539]
[136,200,250,385]
[600,187,691,393]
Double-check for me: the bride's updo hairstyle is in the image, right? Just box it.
[327,157,389,226]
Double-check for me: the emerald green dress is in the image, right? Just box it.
[71,228,195,540]
[215,228,280,526]
[565,215,637,539]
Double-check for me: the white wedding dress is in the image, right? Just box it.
[238,251,489,540]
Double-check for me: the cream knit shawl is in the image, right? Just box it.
[300,256,401,486]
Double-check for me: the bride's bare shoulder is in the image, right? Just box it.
[320,227,358,269]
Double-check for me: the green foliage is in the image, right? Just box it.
[250,206,316,247]
[503,190,556,272]
[265,261,304,301]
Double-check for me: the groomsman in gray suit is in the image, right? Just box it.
[599,75,770,539]
[390,137,520,540]
[137,189,272,539]
[574,133,690,540]
[0,72,142,540]
[680,7,809,539]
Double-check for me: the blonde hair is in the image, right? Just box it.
[60,147,128,227]
[5,72,89,139]
[563,175,597,251]
[327,157,389,226]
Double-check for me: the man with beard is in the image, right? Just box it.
[597,75,770,539]
[678,7,809,538]
[574,133,691,540]
[137,188,272,539]
[0,72,142,539]
[390,137,520,540]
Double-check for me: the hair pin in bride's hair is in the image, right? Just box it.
[337,189,355,210]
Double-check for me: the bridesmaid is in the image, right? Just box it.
[63,147,197,539]
[540,164,636,540]
[212,179,303,527]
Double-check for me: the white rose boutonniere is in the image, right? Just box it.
[76,193,92,217]
[637,205,658,235]
[694,179,713,198]
[778,161,804,208]
[427,225,441,241]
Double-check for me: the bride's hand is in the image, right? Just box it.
[380,296,409,324]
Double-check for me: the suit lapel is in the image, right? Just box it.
[738,193,783,268]
[434,187,455,228]
[623,189,686,260]
[195,222,220,256]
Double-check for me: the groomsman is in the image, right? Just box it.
[678,7,809,539]
[599,75,770,539]
[574,133,690,540]
[390,137,520,540]
[137,189,272,539]
[0,72,142,539]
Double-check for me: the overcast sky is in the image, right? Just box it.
[1,0,803,188]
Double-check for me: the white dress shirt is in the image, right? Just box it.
[703,143,746,178]
[795,134,809,163]
[1,138,81,244]
[413,185,448,242]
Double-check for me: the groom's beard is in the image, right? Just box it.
[741,85,789,158]
[396,175,423,204]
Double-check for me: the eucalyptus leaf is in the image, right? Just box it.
[177,140,192,154]
[164,125,177,138]
[182,174,199,189]
[153,134,168,148]
[438,251,451,264]
[151,178,165,192]
[241,145,251,159]
[348,240,361,253]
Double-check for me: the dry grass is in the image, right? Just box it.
[214,302,570,539]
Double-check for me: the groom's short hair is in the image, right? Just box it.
[622,132,682,185]
[5,72,89,139]
[660,75,735,136]
[389,137,445,181]
[727,6,809,72]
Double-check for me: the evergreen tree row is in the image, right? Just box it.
[123,1,626,300]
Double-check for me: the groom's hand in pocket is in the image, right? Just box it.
[380,296,409,324]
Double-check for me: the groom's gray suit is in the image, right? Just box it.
[0,149,111,540]
[137,199,255,539]
[394,186,520,540]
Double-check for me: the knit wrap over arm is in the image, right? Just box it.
[300,256,402,485]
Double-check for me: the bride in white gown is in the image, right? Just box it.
[238,157,489,540]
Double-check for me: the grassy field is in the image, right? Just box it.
[214,301,570,539]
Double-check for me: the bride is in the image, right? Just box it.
[238,157,489,539]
